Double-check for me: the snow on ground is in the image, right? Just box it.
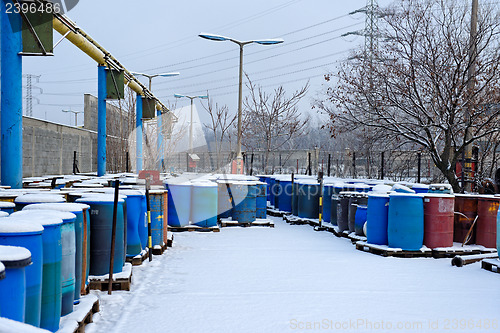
[86,217,499,333]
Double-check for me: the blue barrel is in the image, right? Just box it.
[297,181,320,219]
[0,246,31,322]
[388,193,424,250]
[322,184,335,223]
[255,182,267,219]
[14,194,65,211]
[0,219,43,327]
[0,202,15,214]
[355,205,368,236]
[411,184,429,194]
[291,181,299,216]
[268,177,276,207]
[217,181,233,219]
[191,183,218,227]
[76,196,125,276]
[497,206,500,257]
[272,178,280,210]
[330,196,339,226]
[366,194,390,245]
[149,190,166,247]
[12,212,63,331]
[165,182,192,227]
[277,178,293,213]
[117,190,144,257]
[232,182,257,223]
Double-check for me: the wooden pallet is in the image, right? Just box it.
[75,298,100,333]
[347,232,367,244]
[169,225,221,232]
[167,234,174,247]
[432,246,497,259]
[220,219,275,228]
[481,259,500,274]
[267,208,287,217]
[59,295,100,333]
[355,241,433,258]
[89,263,132,292]
[152,242,168,255]
[126,249,149,266]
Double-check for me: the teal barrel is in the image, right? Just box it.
[276,177,293,212]
[118,190,144,257]
[21,202,90,302]
[0,218,44,327]
[191,182,218,227]
[11,211,63,331]
[12,210,77,317]
[165,182,192,227]
[354,205,368,236]
[297,180,320,219]
[217,181,233,219]
[231,182,257,223]
[149,190,167,247]
[0,202,15,214]
[76,196,125,276]
[255,182,267,219]
[388,193,425,250]
[14,193,65,211]
[366,193,390,245]
[0,245,31,322]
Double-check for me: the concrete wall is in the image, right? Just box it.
[22,116,97,177]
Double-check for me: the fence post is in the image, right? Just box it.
[381,152,385,180]
[417,152,421,183]
[250,153,254,176]
[73,151,77,175]
[308,152,312,176]
[126,151,129,173]
[327,154,331,177]
[461,149,466,194]
[353,152,356,178]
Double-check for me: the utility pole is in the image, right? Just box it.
[24,74,41,117]
[465,0,478,192]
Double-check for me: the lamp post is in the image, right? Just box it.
[62,109,83,126]
[131,71,180,172]
[198,32,283,174]
[174,94,208,153]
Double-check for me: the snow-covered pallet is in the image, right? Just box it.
[283,215,316,226]
[220,218,275,228]
[355,241,433,258]
[432,244,497,259]
[169,225,221,232]
[152,242,168,255]
[481,259,500,274]
[126,249,149,266]
[347,232,367,244]
[267,208,288,217]
[166,233,174,247]
[58,294,99,333]
[89,263,133,292]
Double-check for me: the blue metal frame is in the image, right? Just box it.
[136,94,143,172]
[97,65,107,176]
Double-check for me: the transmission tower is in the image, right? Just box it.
[23,74,41,117]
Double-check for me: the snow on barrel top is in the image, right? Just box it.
[22,202,90,212]
[14,193,65,204]
[0,218,44,234]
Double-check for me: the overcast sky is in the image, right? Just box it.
[22,0,393,126]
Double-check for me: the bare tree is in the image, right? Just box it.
[318,0,500,191]
[243,74,310,171]
[202,96,236,170]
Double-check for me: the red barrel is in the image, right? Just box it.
[476,196,499,248]
[423,194,455,248]
[454,194,478,244]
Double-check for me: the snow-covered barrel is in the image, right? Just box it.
[276,176,293,213]
[76,195,125,276]
[366,193,390,245]
[165,181,192,227]
[191,182,218,228]
[476,195,499,248]
[322,184,335,223]
[232,181,257,223]
[0,218,44,327]
[149,190,167,247]
[337,192,351,232]
[423,194,455,248]
[255,182,267,219]
[297,180,320,219]
[14,193,65,211]
[0,245,31,323]
[0,202,15,214]
[388,193,424,251]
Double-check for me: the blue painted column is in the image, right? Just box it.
[1,0,23,189]
[157,109,163,171]
[97,65,107,176]
[136,94,143,172]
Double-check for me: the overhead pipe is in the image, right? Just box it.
[52,14,168,112]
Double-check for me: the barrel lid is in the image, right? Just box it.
[72,182,104,188]
[191,182,218,187]
[411,183,430,189]
[230,181,258,186]
[389,192,424,198]
[10,211,66,226]
[0,191,22,198]
[368,193,390,198]
[149,189,167,194]
[14,193,65,204]
[476,194,500,201]
[391,184,416,194]
[0,212,8,218]
[0,202,15,209]
[371,184,392,193]
[423,193,455,198]
[273,175,292,181]
[353,184,370,189]
[94,188,144,197]
[296,179,320,185]
[22,202,90,212]
[0,245,31,268]
[76,194,125,204]
[0,218,44,235]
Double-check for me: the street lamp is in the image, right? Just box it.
[198,32,284,174]
[131,71,180,172]
[174,94,208,153]
[62,109,83,127]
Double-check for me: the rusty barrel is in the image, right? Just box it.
[476,195,500,248]
[454,194,478,244]
[423,194,455,248]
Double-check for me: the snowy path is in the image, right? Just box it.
[86,217,499,333]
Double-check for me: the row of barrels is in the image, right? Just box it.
[261,175,499,254]
[0,182,169,332]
